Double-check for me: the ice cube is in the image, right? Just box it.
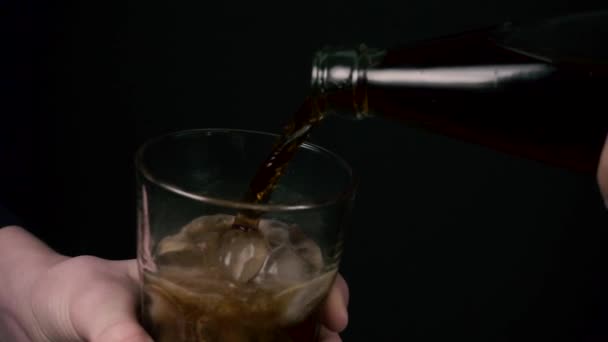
[156,232,191,255]
[183,214,234,238]
[275,270,337,325]
[155,248,206,268]
[255,245,316,285]
[156,214,232,268]
[218,229,269,283]
[291,235,324,272]
[258,219,291,248]
[255,220,324,285]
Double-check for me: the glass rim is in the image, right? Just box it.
[135,128,358,212]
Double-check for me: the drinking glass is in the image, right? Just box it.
[136,128,357,341]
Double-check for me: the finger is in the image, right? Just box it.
[319,326,342,342]
[320,273,349,332]
[115,259,140,284]
[92,319,152,342]
[597,135,608,202]
[76,281,153,342]
[0,311,31,342]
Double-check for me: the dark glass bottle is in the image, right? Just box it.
[311,10,608,173]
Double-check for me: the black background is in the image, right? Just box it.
[2,0,608,340]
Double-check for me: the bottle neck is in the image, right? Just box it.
[310,45,386,119]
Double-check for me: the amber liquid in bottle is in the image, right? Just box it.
[319,11,608,173]
[358,29,608,173]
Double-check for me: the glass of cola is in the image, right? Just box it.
[135,129,357,342]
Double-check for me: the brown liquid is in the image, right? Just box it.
[142,214,336,342]
[232,97,327,230]
[142,270,330,342]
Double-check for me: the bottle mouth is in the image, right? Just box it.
[311,46,360,94]
[311,45,385,119]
